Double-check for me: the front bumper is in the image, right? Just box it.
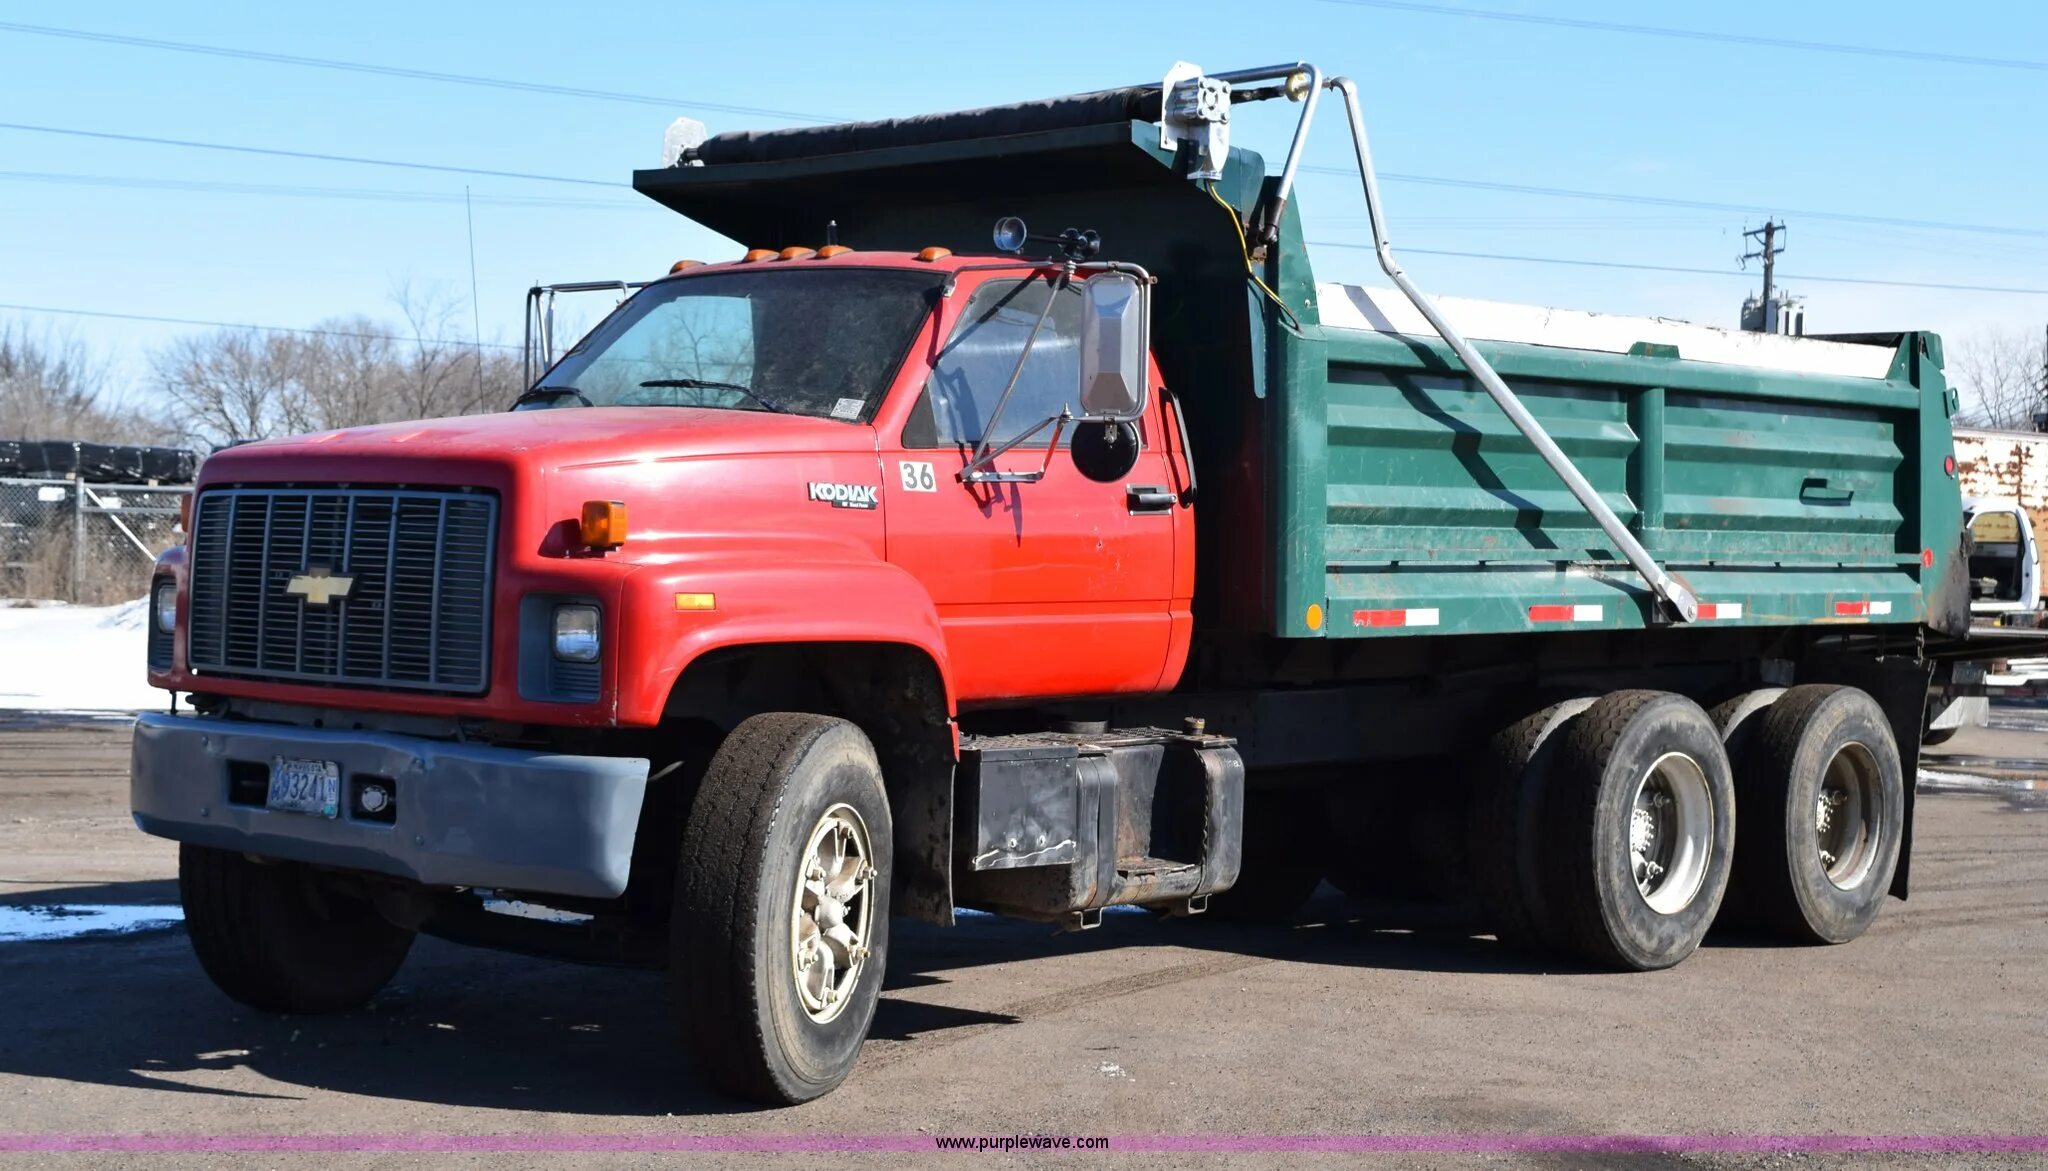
[130,713,649,899]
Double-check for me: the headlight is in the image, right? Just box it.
[552,604,601,662]
[153,579,177,634]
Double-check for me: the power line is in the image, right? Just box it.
[0,169,641,209]
[1317,0,2048,73]
[9,120,2041,247]
[0,122,617,188]
[1302,165,2048,240]
[0,21,838,122]
[1308,241,2048,296]
[0,301,526,348]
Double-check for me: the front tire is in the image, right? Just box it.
[1542,691,1736,971]
[672,713,892,1104]
[178,844,415,1014]
[1729,685,1903,944]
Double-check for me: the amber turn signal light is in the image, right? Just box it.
[581,500,627,550]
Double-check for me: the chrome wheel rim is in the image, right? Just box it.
[789,803,875,1024]
[1816,743,1882,890]
[1628,752,1714,914]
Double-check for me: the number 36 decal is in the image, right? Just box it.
[898,461,937,493]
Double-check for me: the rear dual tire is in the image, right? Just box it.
[1726,685,1903,944]
[1540,691,1737,971]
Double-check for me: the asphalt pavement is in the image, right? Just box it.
[1,709,2044,1169]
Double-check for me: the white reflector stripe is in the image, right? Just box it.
[1351,607,1442,628]
[1696,602,1743,620]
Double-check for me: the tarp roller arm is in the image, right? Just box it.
[1323,76,1699,624]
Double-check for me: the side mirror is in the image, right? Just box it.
[1078,272,1149,422]
[1070,420,1141,483]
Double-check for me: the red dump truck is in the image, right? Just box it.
[136,63,1985,1103]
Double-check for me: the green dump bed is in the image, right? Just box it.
[1269,291,1965,641]
[634,92,1966,646]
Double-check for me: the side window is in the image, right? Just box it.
[909,278,1083,449]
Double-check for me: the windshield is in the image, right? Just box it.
[525,268,939,420]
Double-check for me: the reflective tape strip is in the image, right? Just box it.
[1696,602,1744,620]
[1528,603,1603,623]
[1351,607,1442,628]
[1834,600,1894,617]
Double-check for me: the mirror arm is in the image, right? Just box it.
[960,409,1072,484]
[971,261,1075,470]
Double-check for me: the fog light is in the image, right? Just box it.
[552,605,601,662]
[153,578,177,634]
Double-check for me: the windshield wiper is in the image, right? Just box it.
[639,378,786,413]
[513,385,593,409]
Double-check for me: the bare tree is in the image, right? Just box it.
[1951,328,2047,430]
[151,328,312,446]
[148,286,523,448]
[0,322,169,443]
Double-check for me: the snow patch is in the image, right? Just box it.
[0,904,184,942]
[0,598,167,711]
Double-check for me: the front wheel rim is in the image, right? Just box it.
[1816,743,1883,890]
[1628,751,1714,915]
[789,803,876,1024]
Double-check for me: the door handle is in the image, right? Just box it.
[1800,477,1855,505]
[1126,485,1176,514]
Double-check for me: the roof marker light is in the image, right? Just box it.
[916,246,953,262]
[816,245,853,258]
[742,248,777,262]
[669,259,704,274]
[778,247,817,261]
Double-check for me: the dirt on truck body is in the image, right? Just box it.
[133,61,1986,1104]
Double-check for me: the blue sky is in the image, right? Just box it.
[2,1,2043,400]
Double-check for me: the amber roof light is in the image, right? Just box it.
[778,247,818,261]
[915,246,953,262]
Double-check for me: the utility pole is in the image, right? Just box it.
[1742,221,1786,306]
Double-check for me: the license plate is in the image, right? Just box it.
[267,757,341,819]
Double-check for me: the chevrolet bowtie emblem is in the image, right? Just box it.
[284,567,355,606]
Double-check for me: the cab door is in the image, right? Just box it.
[878,272,1188,703]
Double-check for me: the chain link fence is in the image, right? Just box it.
[0,477,190,604]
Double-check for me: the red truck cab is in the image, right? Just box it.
[146,250,1193,726]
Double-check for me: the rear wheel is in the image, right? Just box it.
[1468,698,1595,951]
[1728,685,1903,944]
[672,713,891,1104]
[178,844,415,1014]
[1542,691,1736,971]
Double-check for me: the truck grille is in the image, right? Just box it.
[186,487,498,693]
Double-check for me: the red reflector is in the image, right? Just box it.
[1944,455,1956,476]
[1922,547,1934,567]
